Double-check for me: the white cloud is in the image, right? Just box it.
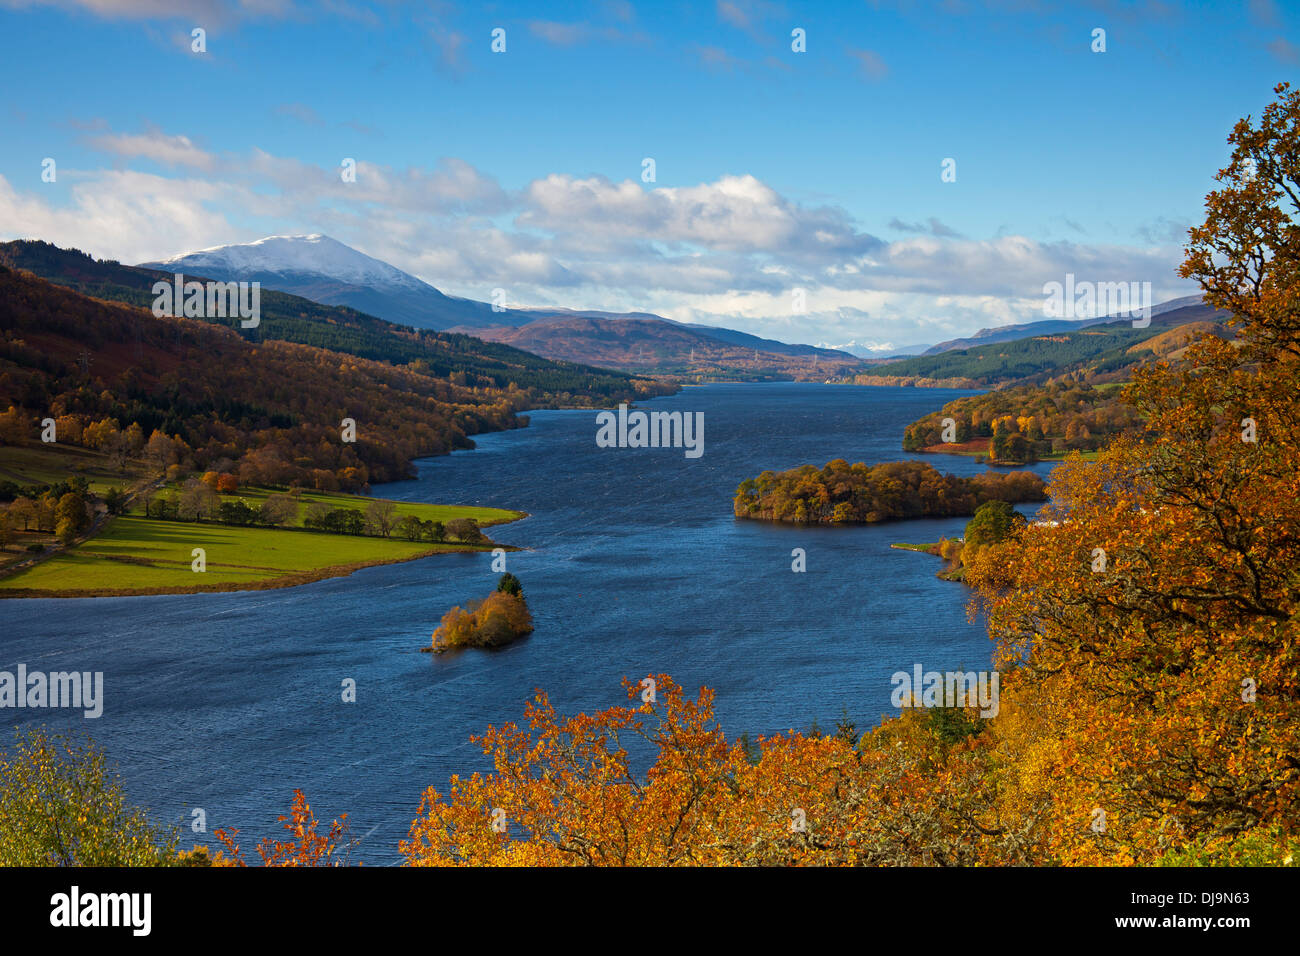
[519,173,876,257]
[0,0,314,21]
[0,127,1199,346]
[0,0,287,23]
[0,170,240,263]
[88,130,216,171]
[528,20,591,45]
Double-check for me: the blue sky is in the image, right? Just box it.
[0,0,1296,348]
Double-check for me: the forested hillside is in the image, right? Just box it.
[0,240,661,400]
[852,308,1228,388]
[0,266,661,489]
[903,381,1144,462]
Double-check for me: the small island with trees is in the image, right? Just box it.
[732,459,1045,524]
[425,573,535,653]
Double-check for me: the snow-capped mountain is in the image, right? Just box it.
[138,235,860,372]
[147,234,423,288]
[139,234,510,330]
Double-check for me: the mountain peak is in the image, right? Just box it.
[138,234,508,330]
[146,233,428,291]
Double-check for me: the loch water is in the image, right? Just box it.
[0,383,1057,862]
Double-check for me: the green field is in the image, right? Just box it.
[165,485,521,528]
[0,511,516,597]
[0,448,524,596]
[0,442,145,495]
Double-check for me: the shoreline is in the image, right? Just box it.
[0,489,529,599]
[0,540,520,600]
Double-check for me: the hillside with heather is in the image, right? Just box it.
[461,314,861,381]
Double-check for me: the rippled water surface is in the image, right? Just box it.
[0,383,1055,862]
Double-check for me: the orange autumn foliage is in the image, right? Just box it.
[431,590,533,652]
[214,789,353,866]
[401,675,1024,866]
[401,85,1300,867]
[962,82,1300,864]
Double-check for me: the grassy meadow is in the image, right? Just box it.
[0,442,146,495]
[0,472,523,597]
[177,486,520,528]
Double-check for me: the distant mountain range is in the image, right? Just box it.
[919,295,1210,355]
[811,340,930,360]
[18,232,1228,389]
[0,239,655,400]
[457,315,859,380]
[140,234,863,380]
[141,234,508,330]
[852,298,1232,388]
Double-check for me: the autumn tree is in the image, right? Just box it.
[401,676,751,865]
[177,478,218,521]
[103,429,133,473]
[401,675,1023,866]
[53,415,83,445]
[54,491,87,544]
[965,83,1300,864]
[144,430,177,471]
[364,499,397,537]
[258,491,299,527]
[444,517,483,543]
[123,421,145,456]
[214,790,351,867]
[0,729,179,866]
[430,589,533,652]
[8,497,35,532]
[35,494,56,533]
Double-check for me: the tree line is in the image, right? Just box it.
[140,480,485,543]
[0,478,103,550]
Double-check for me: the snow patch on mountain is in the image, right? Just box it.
[152,234,430,291]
